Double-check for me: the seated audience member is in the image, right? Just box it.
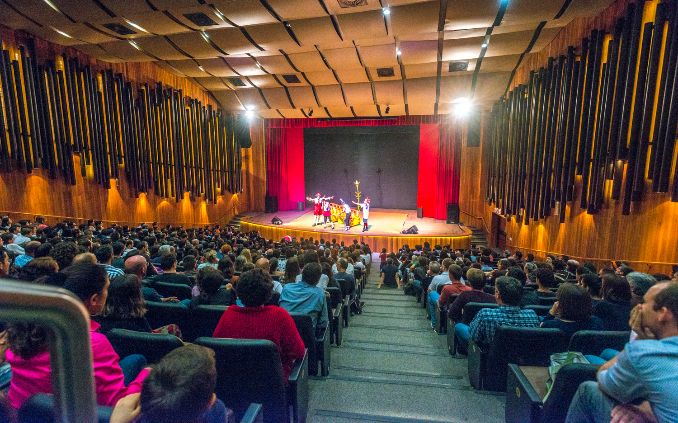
[379,257,401,289]
[434,265,471,328]
[524,261,538,285]
[190,267,232,308]
[125,255,178,303]
[5,263,148,409]
[197,250,218,270]
[0,250,11,277]
[428,258,454,294]
[111,242,126,269]
[565,282,678,423]
[332,253,354,275]
[12,241,40,269]
[151,253,191,285]
[110,345,230,423]
[73,252,97,264]
[97,274,152,334]
[96,245,124,280]
[579,273,603,307]
[294,251,329,290]
[217,257,235,281]
[255,257,283,294]
[2,232,24,256]
[180,255,198,279]
[410,256,430,295]
[320,262,340,290]
[626,272,657,307]
[280,262,329,331]
[593,274,633,331]
[540,283,604,336]
[333,258,356,297]
[448,268,496,321]
[283,256,301,284]
[49,241,78,270]
[455,276,540,351]
[213,269,304,379]
[521,267,558,306]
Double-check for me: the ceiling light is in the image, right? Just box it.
[382,7,391,16]
[200,31,210,43]
[125,19,148,33]
[452,97,473,117]
[212,7,226,21]
[245,104,255,111]
[396,48,402,56]
[198,65,205,72]
[128,40,141,50]
[481,43,488,48]
[245,110,255,118]
[52,27,72,38]
[42,0,61,13]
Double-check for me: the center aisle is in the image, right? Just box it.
[307,260,505,422]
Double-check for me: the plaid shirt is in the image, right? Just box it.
[469,305,540,347]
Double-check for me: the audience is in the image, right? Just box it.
[151,253,192,285]
[448,268,496,321]
[434,264,471,329]
[190,267,232,308]
[540,283,605,336]
[593,274,633,331]
[379,257,400,289]
[280,262,329,332]
[97,274,153,334]
[521,268,558,306]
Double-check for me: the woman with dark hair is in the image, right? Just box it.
[0,249,10,277]
[15,257,59,281]
[283,256,301,284]
[190,267,232,307]
[5,263,148,410]
[321,261,339,289]
[579,273,603,306]
[541,284,604,336]
[592,274,633,331]
[212,268,304,379]
[97,274,152,334]
[217,256,234,281]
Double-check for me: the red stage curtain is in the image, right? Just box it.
[265,117,460,218]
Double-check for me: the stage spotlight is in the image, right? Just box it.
[385,105,390,114]
[452,97,473,118]
[396,48,402,56]
[308,108,313,117]
[382,7,391,15]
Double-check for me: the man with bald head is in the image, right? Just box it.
[125,254,179,303]
[256,257,282,294]
[566,282,678,423]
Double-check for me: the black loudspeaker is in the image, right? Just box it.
[235,116,252,148]
[401,225,418,234]
[265,195,278,213]
[416,207,423,218]
[447,203,460,224]
[467,110,481,147]
[271,216,282,225]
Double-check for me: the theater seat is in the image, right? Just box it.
[468,327,570,391]
[505,362,600,423]
[567,330,630,356]
[290,313,330,377]
[523,304,552,316]
[107,328,183,364]
[152,281,192,300]
[326,287,344,346]
[195,337,309,423]
[446,302,499,355]
[145,300,189,329]
[183,305,228,342]
[435,295,458,334]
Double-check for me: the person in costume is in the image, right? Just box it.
[322,198,334,229]
[340,199,352,231]
[306,193,333,226]
[353,197,371,232]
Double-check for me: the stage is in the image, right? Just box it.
[239,209,471,252]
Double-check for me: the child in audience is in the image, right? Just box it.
[110,345,231,423]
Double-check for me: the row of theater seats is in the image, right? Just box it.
[443,301,629,423]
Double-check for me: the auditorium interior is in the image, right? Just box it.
[0,0,677,422]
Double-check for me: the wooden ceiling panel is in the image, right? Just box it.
[485,30,534,57]
[374,80,405,105]
[290,17,343,46]
[336,10,388,41]
[46,23,115,45]
[316,85,346,106]
[99,41,154,62]
[343,83,373,106]
[119,12,191,36]
[28,27,83,47]
[399,40,438,65]
[278,109,307,118]
[359,44,398,68]
[255,55,295,74]
[478,54,521,72]
[207,0,278,26]
[380,103,406,116]
[325,106,354,118]
[97,0,154,16]
[288,86,318,108]
[352,104,380,117]
[207,27,259,56]
[248,75,281,89]
[246,23,300,52]
[407,102,434,115]
[145,0,196,9]
[16,0,77,28]
[195,58,238,77]
[473,72,511,103]
[287,51,328,72]
[323,48,363,70]
[403,62,438,79]
[390,2,440,37]
[262,88,293,109]
[166,59,210,78]
[502,0,563,26]
[445,0,497,30]
[265,0,326,20]
[236,88,269,110]
[304,71,339,86]
[192,77,229,90]
[439,74,473,103]
[162,6,231,31]
[167,32,224,59]
[276,73,308,87]
[442,37,483,61]
[335,68,369,84]
[324,1,381,15]
[224,57,266,76]
[53,0,112,22]
[529,27,563,52]
[257,109,283,118]
[405,77,436,103]
[368,65,402,82]
[445,28,488,40]
[134,37,188,61]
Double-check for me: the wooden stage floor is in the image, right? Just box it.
[239,209,471,251]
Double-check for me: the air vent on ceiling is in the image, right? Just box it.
[376,67,395,77]
[449,61,469,72]
[228,77,246,87]
[337,0,368,8]
[282,74,301,84]
[103,23,136,36]
[184,12,218,27]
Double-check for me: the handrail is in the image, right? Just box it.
[0,280,96,423]
[460,210,490,235]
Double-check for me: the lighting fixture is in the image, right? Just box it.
[396,48,402,56]
[385,105,390,114]
[481,42,488,48]
[125,19,148,33]
[42,0,61,13]
[200,31,210,43]
[382,7,391,16]
[245,104,255,111]
[452,97,473,117]
[128,40,141,50]
[212,6,226,21]
[198,65,205,72]
[245,110,255,118]
[52,27,72,38]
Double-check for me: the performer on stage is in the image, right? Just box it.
[306,193,333,226]
[322,198,334,229]
[352,197,370,232]
[340,199,352,231]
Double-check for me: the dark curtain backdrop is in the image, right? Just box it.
[265,117,461,220]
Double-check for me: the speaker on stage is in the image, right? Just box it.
[401,225,418,234]
[416,207,423,218]
[297,201,305,211]
[447,203,460,224]
[271,216,282,225]
[265,195,278,213]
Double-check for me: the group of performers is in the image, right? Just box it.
[306,193,370,232]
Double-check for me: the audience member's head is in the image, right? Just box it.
[301,262,322,286]
[94,245,114,265]
[50,241,78,270]
[506,266,527,286]
[600,274,632,304]
[580,273,602,299]
[466,268,485,290]
[556,283,593,322]
[17,257,59,281]
[639,282,678,339]
[160,253,178,271]
[535,268,557,289]
[125,254,149,279]
[181,255,197,272]
[494,276,523,306]
[73,252,97,265]
[236,268,273,307]
[102,274,145,319]
[197,267,225,296]
[448,264,463,281]
[626,272,657,306]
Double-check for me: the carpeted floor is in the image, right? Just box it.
[306,260,505,422]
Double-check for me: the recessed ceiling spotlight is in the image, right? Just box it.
[481,42,488,48]
[245,104,255,111]
[198,65,205,72]
[51,27,72,38]
[382,7,391,16]
[42,0,61,13]
[452,97,473,117]
[128,40,141,50]
[396,48,402,56]
[125,19,148,33]
[245,109,255,118]
[212,7,226,21]
[200,31,210,43]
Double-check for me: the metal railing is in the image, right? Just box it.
[0,279,96,423]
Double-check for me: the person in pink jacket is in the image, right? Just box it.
[5,263,150,409]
